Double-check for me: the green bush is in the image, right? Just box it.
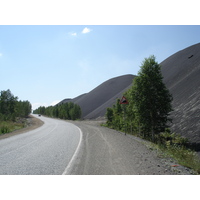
[154,128,200,174]
[0,121,24,135]
[157,128,189,147]
[0,125,10,134]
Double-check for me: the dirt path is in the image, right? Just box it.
[0,115,44,140]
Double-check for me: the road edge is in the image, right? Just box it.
[62,125,83,175]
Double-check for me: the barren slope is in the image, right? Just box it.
[161,43,200,145]
[75,74,135,119]
[58,74,135,119]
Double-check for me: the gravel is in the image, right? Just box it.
[68,120,195,175]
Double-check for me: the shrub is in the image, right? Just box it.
[157,128,189,147]
[0,125,10,134]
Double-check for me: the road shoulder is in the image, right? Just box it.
[69,120,194,175]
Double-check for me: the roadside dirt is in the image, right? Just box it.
[70,120,196,175]
[0,115,44,140]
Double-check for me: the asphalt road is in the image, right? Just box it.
[0,116,193,175]
[0,115,81,175]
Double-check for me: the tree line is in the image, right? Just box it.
[106,55,173,142]
[0,89,32,121]
[33,102,82,120]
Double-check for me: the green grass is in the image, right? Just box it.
[144,139,200,174]
[154,131,200,174]
[0,121,24,135]
[158,144,200,174]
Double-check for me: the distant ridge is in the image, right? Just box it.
[58,93,87,105]
[58,74,135,119]
[161,43,200,145]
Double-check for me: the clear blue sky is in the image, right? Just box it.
[0,25,200,110]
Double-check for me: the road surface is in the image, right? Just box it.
[0,115,81,175]
[0,116,193,175]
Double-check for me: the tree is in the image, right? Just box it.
[33,102,82,120]
[106,107,114,126]
[130,55,173,141]
[0,89,32,121]
[105,56,173,142]
[0,90,18,120]
[16,100,32,118]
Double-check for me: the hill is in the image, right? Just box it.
[161,43,200,145]
[58,43,200,145]
[58,74,135,119]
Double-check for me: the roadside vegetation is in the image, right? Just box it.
[0,89,32,135]
[105,55,200,174]
[33,102,82,120]
[150,129,200,174]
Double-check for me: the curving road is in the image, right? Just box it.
[0,115,81,175]
[0,116,193,175]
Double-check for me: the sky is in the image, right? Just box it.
[0,25,200,110]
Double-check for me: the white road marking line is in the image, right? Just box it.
[62,126,83,175]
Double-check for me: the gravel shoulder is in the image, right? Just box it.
[0,115,44,140]
[68,120,194,175]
